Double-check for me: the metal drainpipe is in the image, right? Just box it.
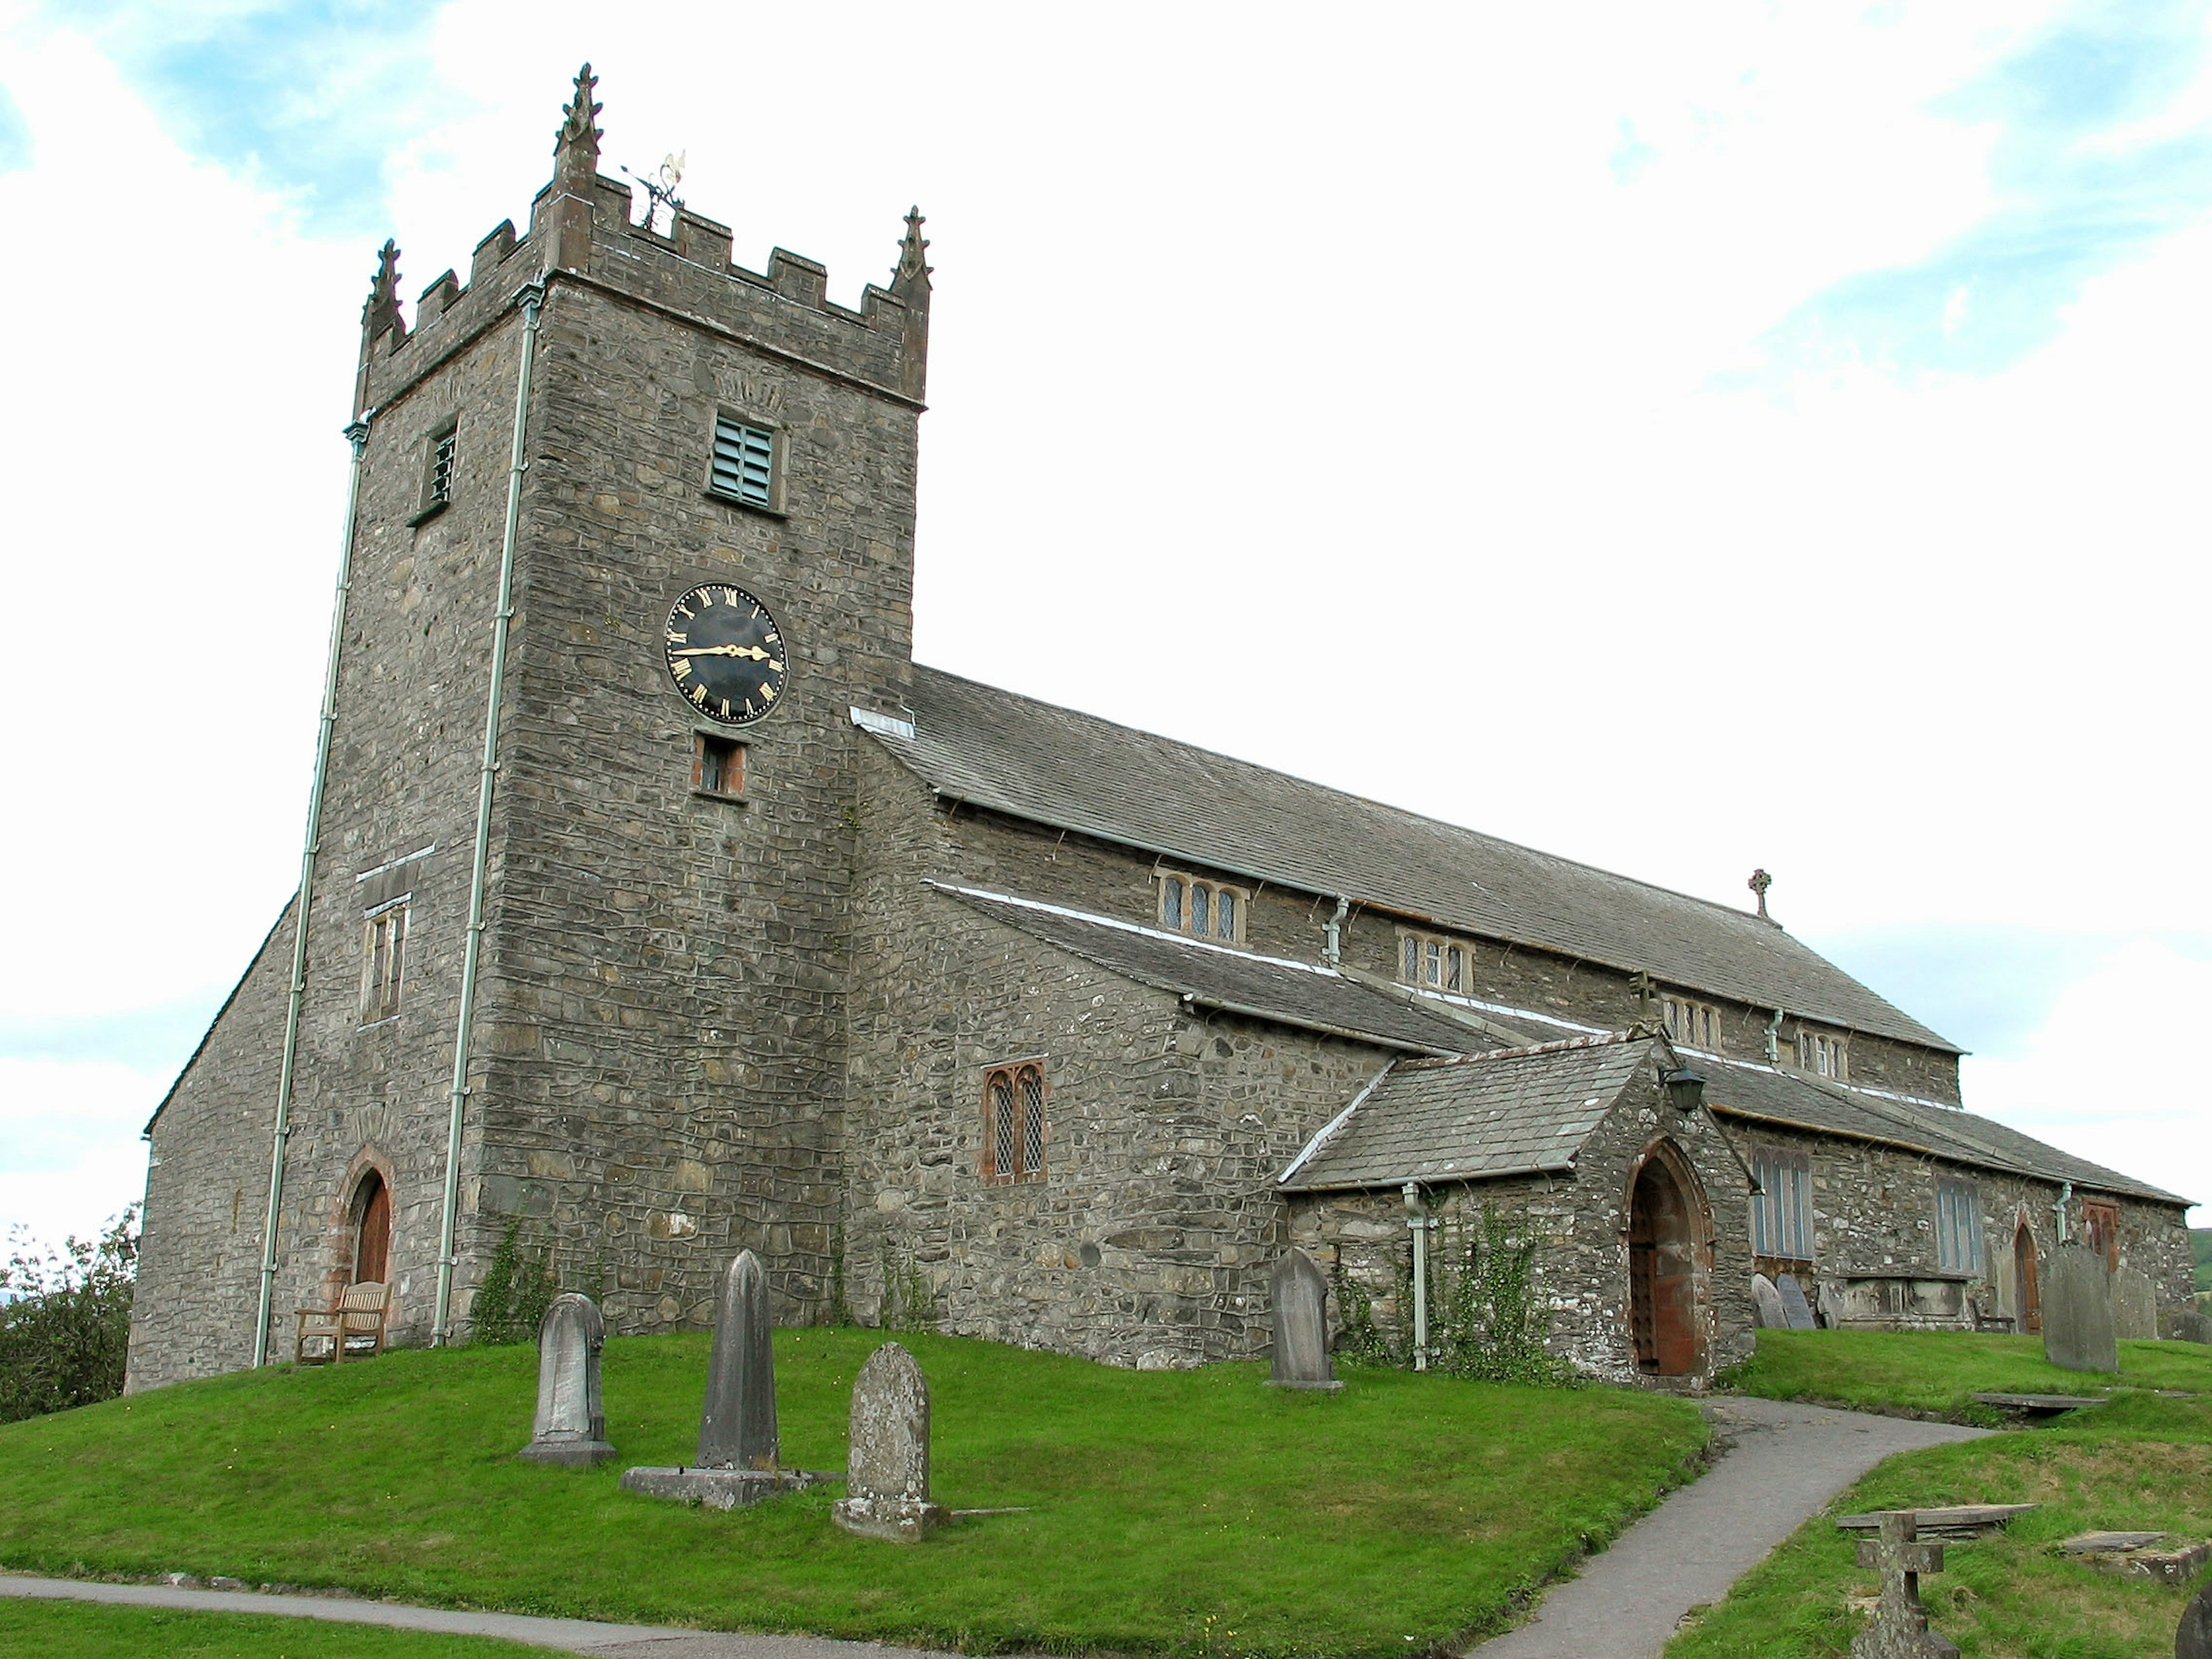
[252,411,375,1369]
[1324,896,1349,966]
[2054,1181,2073,1246]
[432,281,546,1347]
[1403,1180,1430,1370]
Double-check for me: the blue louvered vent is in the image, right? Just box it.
[711,416,775,505]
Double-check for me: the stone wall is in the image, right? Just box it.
[842,744,1395,1366]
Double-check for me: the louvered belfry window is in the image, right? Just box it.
[429,428,457,506]
[983,1062,1047,1183]
[711,415,775,506]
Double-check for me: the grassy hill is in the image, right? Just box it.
[1672,1331,2212,1658]
[2,1601,547,1659]
[0,1329,1705,1657]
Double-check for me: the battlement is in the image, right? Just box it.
[355,65,930,418]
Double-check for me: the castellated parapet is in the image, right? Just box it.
[357,65,930,424]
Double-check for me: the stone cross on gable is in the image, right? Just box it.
[1748,869,1774,921]
[1630,970,1656,1023]
[1851,1512,1959,1659]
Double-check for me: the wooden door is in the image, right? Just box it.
[355,1174,391,1284]
[1629,1157,1700,1375]
[2014,1223,2040,1334]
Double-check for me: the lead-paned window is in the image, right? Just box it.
[1798,1026,1849,1081]
[1661,994,1719,1051]
[1157,872,1243,942]
[1934,1179,1984,1274]
[982,1062,1047,1183]
[1750,1147,1813,1260]
[710,414,777,507]
[1398,929,1468,994]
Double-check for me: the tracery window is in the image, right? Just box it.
[982,1061,1047,1183]
[1397,929,1469,994]
[1158,873,1242,942]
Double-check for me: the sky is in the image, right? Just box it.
[1,0,2208,1247]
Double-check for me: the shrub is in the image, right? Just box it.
[469,1214,556,1346]
[0,1206,139,1422]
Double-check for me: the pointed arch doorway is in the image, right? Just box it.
[1628,1145,1709,1376]
[353,1170,392,1285]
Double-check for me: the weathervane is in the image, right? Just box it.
[622,151,685,233]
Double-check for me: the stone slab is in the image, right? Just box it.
[619,1467,823,1510]
[2062,1531,2169,1554]
[2043,1241,2119,1373]
[1838,1505,2036,1538]
[1972,1392,2109,1414]
[2063,1537,2211,1585]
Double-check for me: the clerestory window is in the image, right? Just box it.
[1662,995,1720,1051]
[1398,929,1471,994]
[1158,873,1242,943]
[1798,1027,1849,1081]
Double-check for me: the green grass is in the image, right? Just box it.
[1665,1388,2212,1659]
[2192,1228,2210,1298]
[0,1600,548,1659]
[0,1330,1706,1657]
[1719,1329,2212,1424]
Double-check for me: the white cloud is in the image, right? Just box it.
[0,1058,161,1243]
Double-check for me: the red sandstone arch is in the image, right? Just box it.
[1624,1139,1714,1377]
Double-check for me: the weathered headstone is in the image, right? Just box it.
[1777,1273,1818,1330]
[2113,1266,2157,1342]
[2043,1242,2119,1373]
[517,1293,618,1467]
[1851,1511,1959,1659]
[621,1249,820,1509]
[1267,1249,1343,1390]
[2169,1306,2212,1345]
[1751,1273,1788,1329]
[832,1341,949,1542]
[2179,1580,2212,1659]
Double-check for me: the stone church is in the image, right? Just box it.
[125,70,2195,1393]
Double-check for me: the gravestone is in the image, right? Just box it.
[832,1341,949,1541]
[2113,1266,2157,1342]
[1751,1274,1787,1329]
[1851,1511,1959,1659]
[2179,1580,2212,1659]
[1266,1249,1343,1390]
[1777,1273,1818,1330]
[621,1249,820,1509]
[2169,1307,2212,1345]
[517,1293,618,1467]
[2043,1242,2119,1373]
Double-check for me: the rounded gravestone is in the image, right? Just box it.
[698,1248,778,1470]
[833,1340,947,1541]
[518,1293,618,1467]
[2179,1581,2212,1659]
[1751,1274,1787,1329]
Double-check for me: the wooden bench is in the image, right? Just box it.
[296,1280,391,1365]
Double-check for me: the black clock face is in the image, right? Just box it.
[663,584,788,726]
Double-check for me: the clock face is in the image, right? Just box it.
[663,584,788,726]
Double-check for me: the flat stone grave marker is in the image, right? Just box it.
[1851,1510,1959,1659]
[1266,1249,1342,1391]
[1777,1272,1818,1330]
[517,1293,618,1467]
[1751,1273,1788,1328]
[1972,1392,2109,1421]
[2180,1580,2212,1659]
[1838,1504,2035,1539]
[622,1249,821,1509]
[2044,1241,2119,1373]
[2062,1532,2212,1585]
[833,1340,949,1542]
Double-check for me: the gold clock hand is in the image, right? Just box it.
[669,644,773,660]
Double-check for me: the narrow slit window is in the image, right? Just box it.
[1162,878,1184,930]
[1020,1067,1046,1176]
[710,415,776,507]
[362,902,408,1022]
[990,1074,1016,1180]
[1191,884,1211,936]
[1213,888,1234,940]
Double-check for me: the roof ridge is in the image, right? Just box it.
[1400,1030,1652,1069]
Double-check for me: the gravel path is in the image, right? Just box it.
[1463,1395,1989,1658]
[2,1396,1987,1659]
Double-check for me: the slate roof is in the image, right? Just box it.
[931,885,1490,1054]
[1278,1035,1662,1191]
[882,666,1957,1052]
[1696,1054,2190,1207]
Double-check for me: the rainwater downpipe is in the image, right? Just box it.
[2054,1181,2073,1245]
[252,411,375,1369]
[432,281,547,1347]
[1323,896,1349,967]
[1403,1180,1430,1370]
